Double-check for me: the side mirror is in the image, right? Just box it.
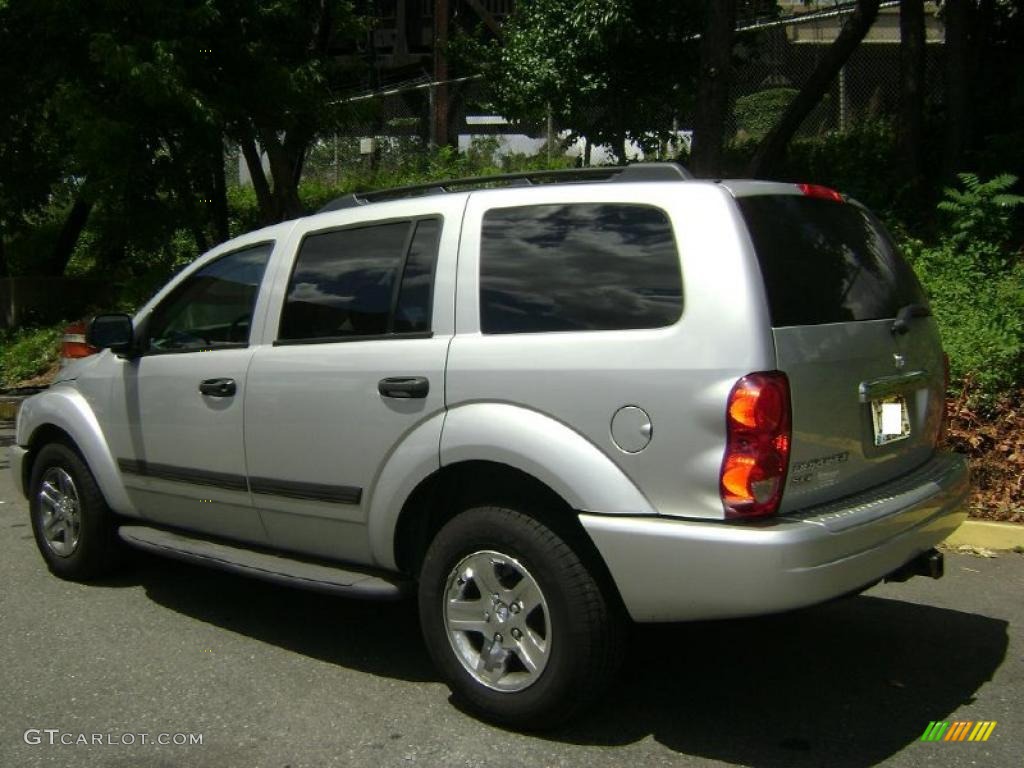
[86,314,135,356]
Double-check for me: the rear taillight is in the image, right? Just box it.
[720,371,792,519]
[798,183,844,203]
[61,321,98,361]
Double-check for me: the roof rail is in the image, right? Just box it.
[317,162,694,213]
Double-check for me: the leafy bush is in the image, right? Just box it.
[733,87,797,142]
[784,120,907,216]
[724,118,940,228]
[904,173,1024,405]
[937,172,1024,251]
[0,324,64,388]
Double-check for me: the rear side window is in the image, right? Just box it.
[738,195,926,327]
[278,218,439,342]
[479,203,682,334]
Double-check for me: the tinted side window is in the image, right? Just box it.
[737,195,927,327]
[480,204,682,334]
[146,242,273,353]
[279,219,440,342]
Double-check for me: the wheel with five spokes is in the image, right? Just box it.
[418,506,623,729]
[29,443,121,580]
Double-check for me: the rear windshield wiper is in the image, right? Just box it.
[891,303,931,335]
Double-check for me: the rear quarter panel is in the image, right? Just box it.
[444,182,775,519]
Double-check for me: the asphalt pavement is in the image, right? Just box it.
[1,420,1021,768]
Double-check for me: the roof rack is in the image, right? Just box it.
[317,162,694,213]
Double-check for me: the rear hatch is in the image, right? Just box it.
[735,189,945,512]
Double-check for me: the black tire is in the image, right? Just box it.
[418,506,624,730]
[29,442,122,581]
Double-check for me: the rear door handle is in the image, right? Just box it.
[378,376,429,399]
[199,378,236,397]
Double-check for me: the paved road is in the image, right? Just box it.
[1,422,1021,768]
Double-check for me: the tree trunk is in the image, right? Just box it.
[46,196,93,276]
[432,0,452,148]
[898,0,925,190]
[261,131,306,221]
[943,0,970,178]
[691,0,738,178]
[284,128,310,189]
[189,218,209,256]
[210,133,229,244]
[747,0,881,178]
[240,133,276,224]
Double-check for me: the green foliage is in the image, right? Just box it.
[937,173,1024,250]
[0,324,64,388]
[778,120,904,214]
[724,119,915,221]
[904,173,1024,405]
[113,231,202,312]
[458,0,702,159]
[298,141,574,211]
[733,88,797,142]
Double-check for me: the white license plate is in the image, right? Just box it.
[871,395,910,446]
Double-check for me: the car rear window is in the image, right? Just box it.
[479,203,682,334]
[737,195,926,327]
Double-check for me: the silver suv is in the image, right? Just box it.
[9,164,968,728]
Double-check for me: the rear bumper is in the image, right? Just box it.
[8,445,28,499]
[581,452,969,622]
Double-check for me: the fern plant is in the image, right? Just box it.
[938,172,1024,251]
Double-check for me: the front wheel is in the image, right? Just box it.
[418,506,623,729]
[29,443,122,580]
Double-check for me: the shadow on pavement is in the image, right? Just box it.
[549,595,1008,767]
[100,555,1007,766]
[98,554,435,684]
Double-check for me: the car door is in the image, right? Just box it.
[105,240,276,544]
[243,196,462,563]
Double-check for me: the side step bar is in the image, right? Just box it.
[118,525,411,600]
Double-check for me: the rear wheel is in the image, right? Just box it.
[29,443,122,580]
[418,506,623,729]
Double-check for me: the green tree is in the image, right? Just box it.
[194,1,368,222]
[0,0,369,279]
[460,0,703,163]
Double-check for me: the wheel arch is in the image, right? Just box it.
[17,389,135,515]
[368,402,656,573]
[22,423,76,496]
[391,459,627,618]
